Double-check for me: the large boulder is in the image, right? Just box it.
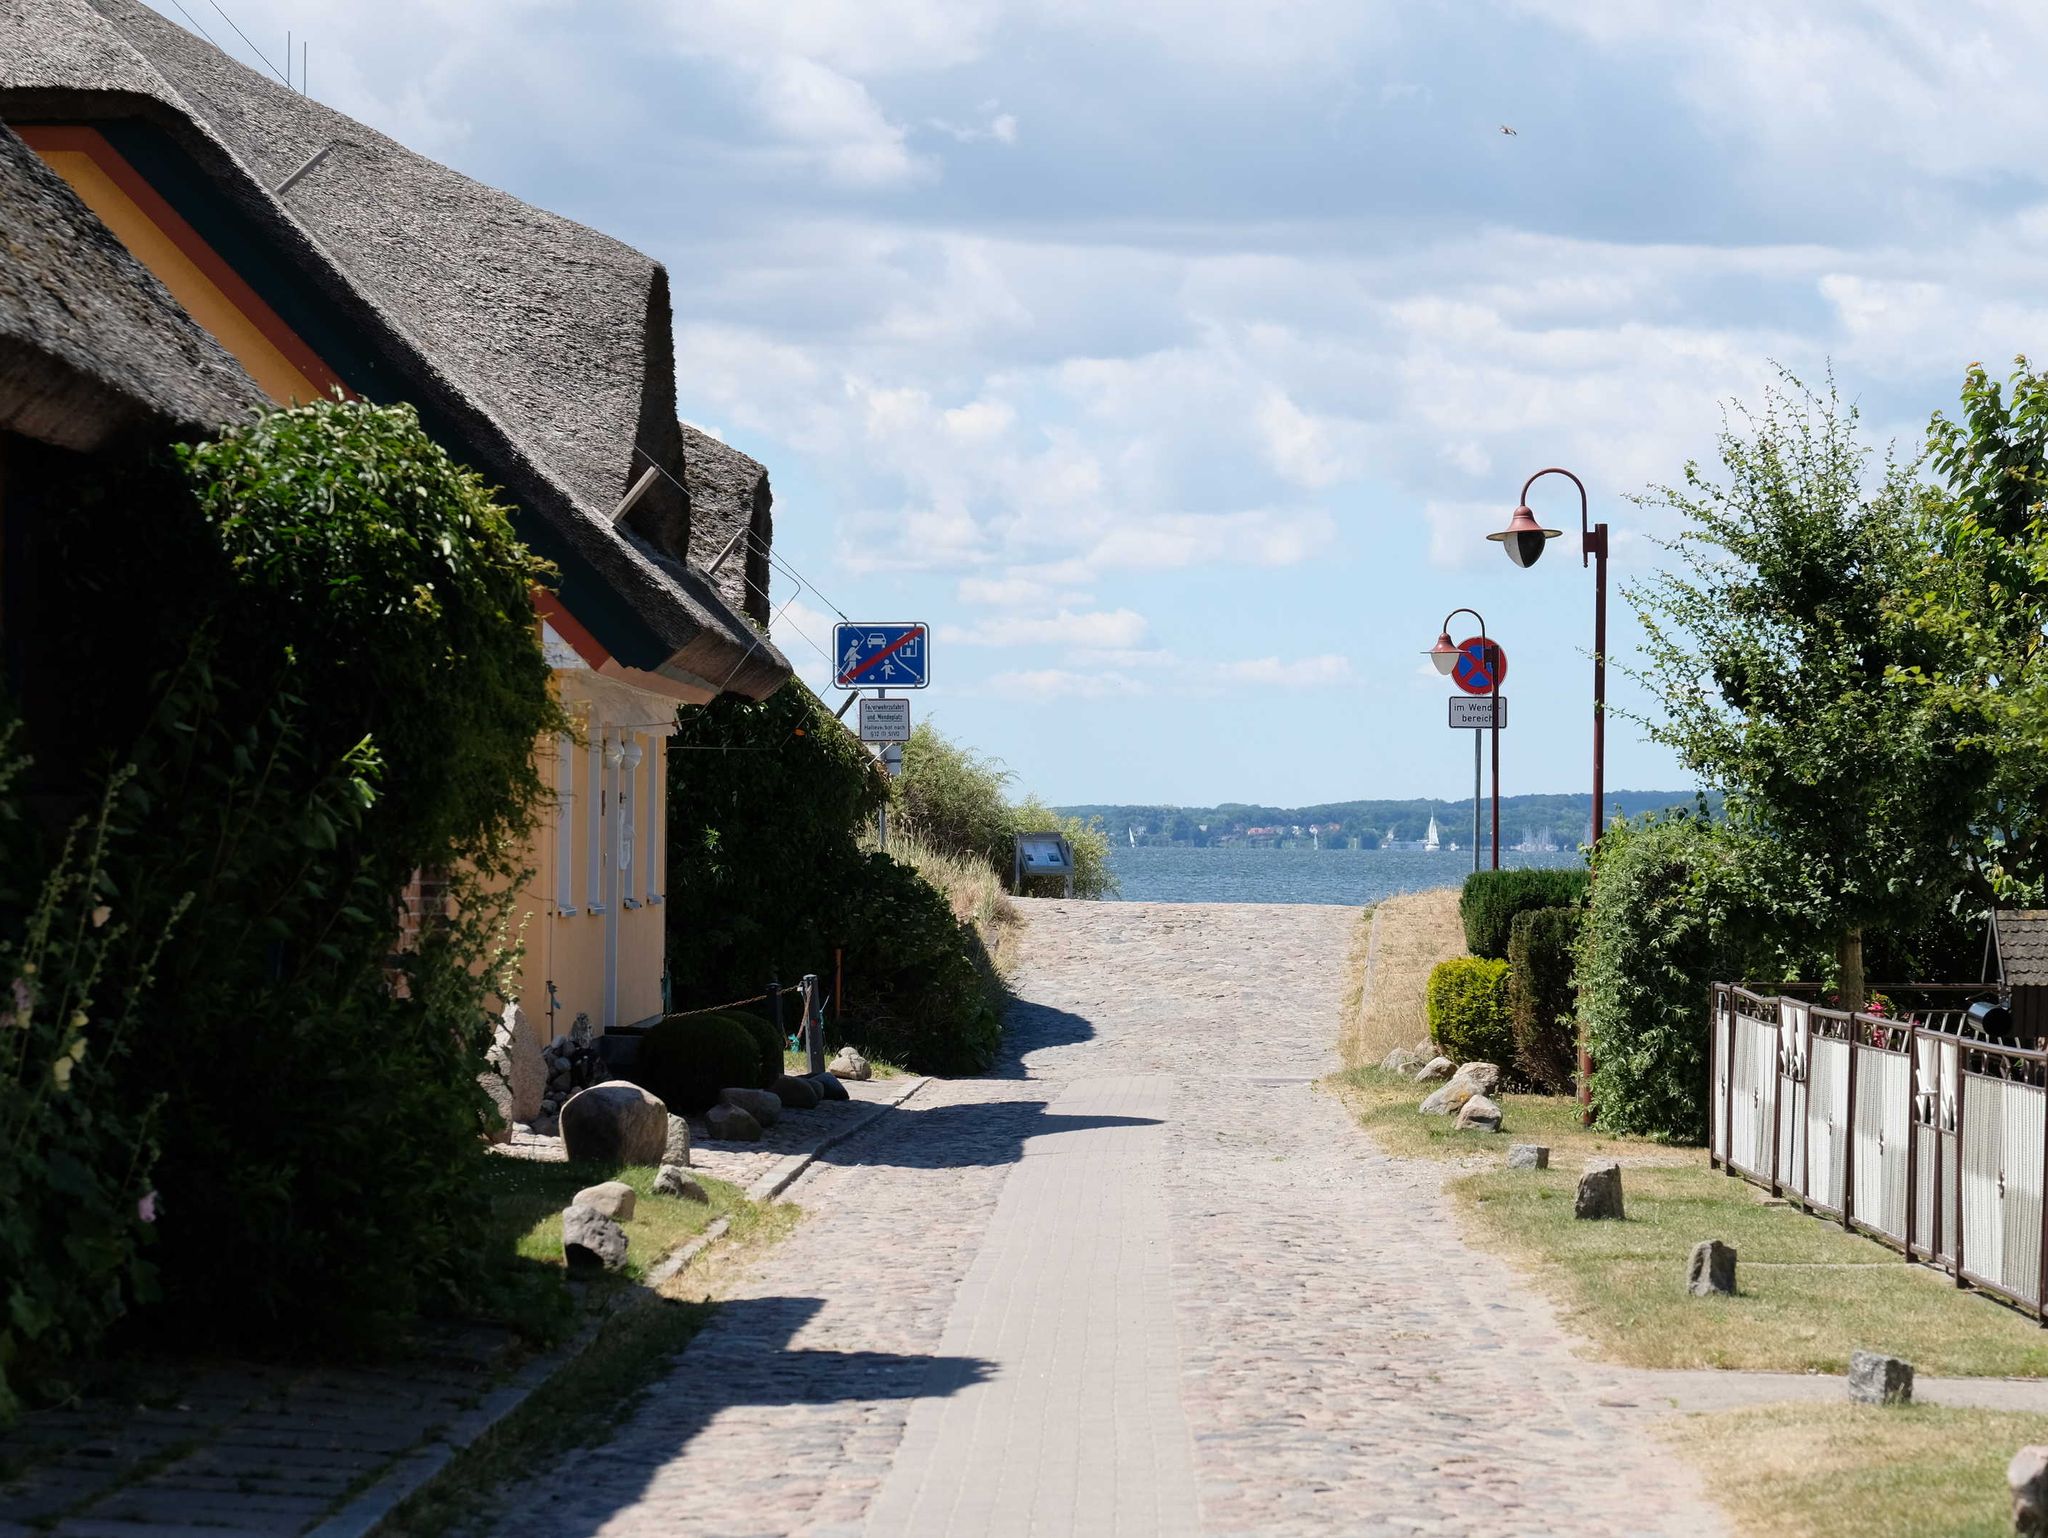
[2010,1445,2048,1537]
[573,1180,636,1221]
[706,1102,761,1142]
[810,1072,850,1102]
[1421,1062,1502,1117]
[654,1165,709,1203]
[1412,1056,1454,1084]
[773,1074,821,1110]
[501,1001,546,1123]
[1575,1161,1625,1221]
[561,1203,628,1271]
[1450,1061,1501,1097]
[722,1086,783,1128]
[1454,1094,1503,1132]
[663,1114,693,1169]
[559,1082,668,1166]
[478,1069,514,1144]
[829,1047,873,1082]
[1381,1046,1420,1076]
[1848,1350,1914,1406]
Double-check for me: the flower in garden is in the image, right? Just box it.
[10,975,30,1019]
[51,1054,74,1090]
[137,1191,159,1224]
[91,905,111,928]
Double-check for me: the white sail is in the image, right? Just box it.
[1424,815,1441,851]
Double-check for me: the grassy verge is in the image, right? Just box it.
[1344,888,1465,1067]
[385,1196,800,1538]
[1343,1067,2048,1373]
[1678,1404,2048,1538]
[478,1157,742,1286]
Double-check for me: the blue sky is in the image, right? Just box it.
[159,0,2048,806]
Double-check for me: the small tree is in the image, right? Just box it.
[1913,358,2048,906]
[1629,372,1981,1006]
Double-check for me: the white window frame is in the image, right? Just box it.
[554,731,578,914]
[585,721,607,915]
[620,736,641,910]
[643,735,663,905]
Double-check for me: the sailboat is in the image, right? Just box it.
[1128,827,1137,848]
[1423,815,1441,852]
[1311,827,1319,850]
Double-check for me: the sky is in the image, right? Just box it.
[148,0,2048,807]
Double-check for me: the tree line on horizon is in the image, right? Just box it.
[1054,790,1719,848]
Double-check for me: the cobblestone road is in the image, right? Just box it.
[491,901,1728,1537]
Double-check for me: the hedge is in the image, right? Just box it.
[634,1014,763,1115]
[1426,957,1512,1067]
[1508,906,1581,1093]
[1460,867,1591,959]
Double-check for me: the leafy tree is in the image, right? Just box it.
[1628,373,1981,1006]
[1912,358,2048,905]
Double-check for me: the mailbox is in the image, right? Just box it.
[1013,831,1075,898]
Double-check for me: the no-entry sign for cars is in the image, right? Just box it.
[1451,637,1507,696]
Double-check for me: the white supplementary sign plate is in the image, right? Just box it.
[1449,696,1506,729]
[859,697,912,743]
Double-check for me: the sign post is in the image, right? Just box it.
[1450,637,1507,870]
[1449,697,1505,873]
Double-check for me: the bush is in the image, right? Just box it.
[1576,815,1791,1142]
[838,851,1002,1075]
[1460,867,1590,959]
[895,723,1013,868]
[1006,796,1117,900]
[1426,956,1512,1066]
[11,400,559,1365]
[1508,906,1581,1093]
[723,1010,787,1088]
[634,1013,763,1115]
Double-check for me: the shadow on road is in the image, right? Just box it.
[816,1098,1161,1171]
[531,1295,991,1529]
[991,998,1094,1077]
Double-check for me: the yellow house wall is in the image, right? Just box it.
[34,147,328,406]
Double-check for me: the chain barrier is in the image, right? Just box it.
[661,982,800,1020]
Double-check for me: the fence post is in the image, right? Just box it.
[1955,1065,1968,1288]
[1768,996,1785,1197]
[1904,1015,1918,1264]
[802,973,824,1076]
[1719,987,1736,1177]
[1842,1020,1860,1232]
[2037,1053,2048,1323]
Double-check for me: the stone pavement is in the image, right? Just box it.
[476,901,1737,1537]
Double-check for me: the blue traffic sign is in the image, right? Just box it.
[1451,636,1507,696]
[833,622,930,690]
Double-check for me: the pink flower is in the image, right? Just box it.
[137,1191,159,1224]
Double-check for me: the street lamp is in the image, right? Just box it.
[1492,466,1608,1121]
[1490,467,1606,849]
[1425,607,1500,871]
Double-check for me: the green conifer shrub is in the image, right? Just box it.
[723,1010,788,1088]
[1459,867,1591,959]
[1425,956,1512,1066]
[633,1013,764,1115]
[1507,906,1582,1092]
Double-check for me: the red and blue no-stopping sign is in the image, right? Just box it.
[1451,637,1507,696]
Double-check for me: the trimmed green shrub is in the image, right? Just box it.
[1460,867,1590,959]
[1577,815,1783,1142]
[1426,956,1512,1067]
[838,851,1002,1075]
[722,1010,787,1088]
[1508,906,1581,1093]
[634,1013,763,1115]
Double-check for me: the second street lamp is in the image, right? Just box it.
[1426,607,1500,870]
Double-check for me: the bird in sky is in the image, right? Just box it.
[1499,124,1518,136]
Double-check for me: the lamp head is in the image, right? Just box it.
[1489,504,1562,568]
[1425,629,1460,676]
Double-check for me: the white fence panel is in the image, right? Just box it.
[1806,1036,1850,1212]
[1852,1045,1910,1241]
[2000,1081,2044,1306]
[1963,1074,2008,1286]
[1730,1014,1778,1180]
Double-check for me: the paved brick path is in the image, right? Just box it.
[483,900,1731,1537]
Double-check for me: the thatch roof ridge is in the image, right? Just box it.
[0,115,263,448]
[0,0,786,697]
[680,422,774,626]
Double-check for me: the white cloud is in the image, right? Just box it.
[752,56,927,187]
[1214,654,1354,690]
[985,668,1147,700]
[943,608,1151,649]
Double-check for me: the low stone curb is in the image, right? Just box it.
[305,1073,931,1538]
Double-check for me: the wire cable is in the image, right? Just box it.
[205,0,294,87]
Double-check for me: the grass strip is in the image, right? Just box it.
[1678,1404,2048,1538]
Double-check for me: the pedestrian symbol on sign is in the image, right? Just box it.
[832,623,931,689]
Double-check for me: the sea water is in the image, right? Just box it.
[1101,845,1584,906]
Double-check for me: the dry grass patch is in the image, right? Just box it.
[1678,1404,2048,1538]
[1336,1066,1686,1169]
[1344,886,1464,1069]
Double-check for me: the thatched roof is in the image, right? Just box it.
[0,0,787,700]
[0,116,262,448]
[680,423,773,627]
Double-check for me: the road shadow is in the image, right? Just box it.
[816,1095,1160,1171]
[515,1295,991,1531]
[991,999,1094,1078]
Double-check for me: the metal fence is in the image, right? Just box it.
[1709,981,2048,1318]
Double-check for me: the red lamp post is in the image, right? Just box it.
[1426,607,1500,871]
[1490,466,1606,1118]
